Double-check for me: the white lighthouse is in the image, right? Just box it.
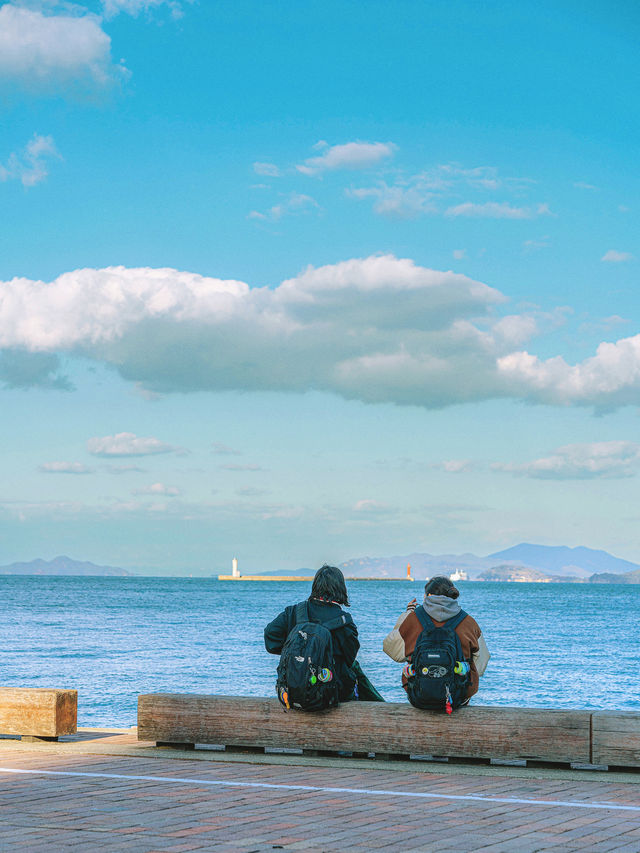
[232,557,239,578]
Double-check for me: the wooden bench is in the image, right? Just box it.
[138,694,597,766]
[591,711,640,768]
[0,688,77,742]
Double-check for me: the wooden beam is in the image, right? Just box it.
[0,688,77,739]
[138,694,591,765]
[591,711,640,767]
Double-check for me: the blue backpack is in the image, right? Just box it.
[405,606,470,713]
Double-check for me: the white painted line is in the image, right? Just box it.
[0,767,637,812]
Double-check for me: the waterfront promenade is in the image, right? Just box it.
[0,730,638,851]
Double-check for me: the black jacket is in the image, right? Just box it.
[264,599,360,700]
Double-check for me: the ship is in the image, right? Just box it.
[449,569,468,582]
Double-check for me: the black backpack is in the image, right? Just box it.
[405,606,470,713]
[276,601,352,711]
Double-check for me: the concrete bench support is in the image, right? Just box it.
[0,688,77,741]
[138,694,592,765]
[591,711,640,768]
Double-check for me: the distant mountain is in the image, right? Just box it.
[335,543,640,581]
[0,556,133,577]
[487,544,640,578]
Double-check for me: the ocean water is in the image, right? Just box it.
[0,576,638,726]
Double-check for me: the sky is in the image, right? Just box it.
[1,0,639,574]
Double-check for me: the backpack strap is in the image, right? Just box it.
[322,612,354,632]
[445,610,468,632]
[414,604,431,630]
[294,601,310,625]
[415,605,468,632]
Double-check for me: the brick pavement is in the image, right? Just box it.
[0,737,638,852]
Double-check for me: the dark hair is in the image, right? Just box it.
[424,576,459,599]
[310,564,350,606]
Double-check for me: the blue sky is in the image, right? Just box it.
[1,0,639,573]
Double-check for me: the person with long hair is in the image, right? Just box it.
[264,564,383,702]
[383,575,490,703]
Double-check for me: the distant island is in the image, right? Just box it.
[0,556,133,577]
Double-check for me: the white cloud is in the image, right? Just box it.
[0,135,61,187]
[602,250,634,263]
[523,236,551,252]
[353,499,388,512]
[212,442,241,456]
[349,163,540,220]
[249,192,319,222]
[445,202,551,219]
[253,162,280,177]
[39,461,93,474]
[87,432,179,457]
[347,183,436,219]
[102,0,187,18]
[493,441,640,480]
[132,482,182,496]
[574,181,598,190]
[5,254,640,411]
[297,141,395,176]
[452,249,467,260]
[106,464,146,474]
[496,333,640,409]
[432,460,473,473]
[0,5,125,89]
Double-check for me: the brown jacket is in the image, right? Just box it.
[383,607,490,699]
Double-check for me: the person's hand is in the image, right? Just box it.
[406,597,417,611]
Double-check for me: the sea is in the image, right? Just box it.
[1,576,638,727]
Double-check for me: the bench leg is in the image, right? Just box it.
[156,742,195,750]
[21,736,59,743]
[225,745,265,755]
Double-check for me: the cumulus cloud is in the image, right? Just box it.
[0,135,61,187]
[297,141,395,176]
[0,350,71,390]
[493,441,640,480]
[602,250,634,263]
[496,333,640,409]
[4,254,640,411]
[39,461,93,474]
[132,482,182,496]
[0,5,125,89]
[87,432,179,457]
